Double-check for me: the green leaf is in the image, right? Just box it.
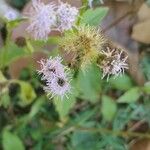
[0,93,10,108]
[53,93,76,121]
[109,74,133,91]
[2,129,25,150]
[77,65,101,102]
[0,42,26,68]
[18,81,36,106]
[7,18,27,29]
[143,82,150,94]
[0,71,7,83]
[29,97,45,118]
[101,95,117,121]
[80,7,108,26]
[71,131,100,150]
[117,87,142,103]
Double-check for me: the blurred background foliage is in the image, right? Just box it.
[0,0,150,150]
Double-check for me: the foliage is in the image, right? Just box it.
[0,0,150,150]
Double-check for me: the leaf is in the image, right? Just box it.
[101,95,117,121]
[77,65,101,102]
[0,42,26,68]
[18,81,36,106]
[71,131,100,150]
[143,82,150,94]
[0,71,7,83]
[53,94,76,121]
[109,74,133,91]
[0,93,10,108]
[7,18,27,29]
[2,129,25,150]
[117,87,142,103]
[29,97,45,119]
[80,7,108,26]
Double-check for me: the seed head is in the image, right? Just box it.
[99,47,128,81]
[60,25,105,70]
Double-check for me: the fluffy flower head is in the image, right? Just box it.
[26,0,56,40]
[38,56,71,99]
[45,76,71,99]
[56,1,79,31]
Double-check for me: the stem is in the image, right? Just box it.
[55,125,150,139]
[74,126,150,139]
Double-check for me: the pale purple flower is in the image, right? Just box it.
[38,56,71,99]
[4,10,19,21]
[26,0,56,40]
[45,76,71,99]
[38,56,65,80]
[99,47,128,81]
[56,1,79,31]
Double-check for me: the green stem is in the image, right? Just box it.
[55,125,150,139]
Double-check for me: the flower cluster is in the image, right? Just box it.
[26,0,79,40]
[38,56,71,99]
[98,47,128,81]
[59,25,105,70]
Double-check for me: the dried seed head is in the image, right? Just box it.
[98,47,128,81]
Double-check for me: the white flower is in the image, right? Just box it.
[4,10,19,21]
[38,56,71,99]
[38,56,65,80]
[99,47,128,80]
[56,1,79,31]
[45,76,71,99]
[26,0,56,40]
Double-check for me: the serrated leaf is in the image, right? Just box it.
[0,42,26,68]
[53,93,76,121]
[18,81,36,106]
[117,87,142,103]
[101,95,117,121]
[80,7,108,25]
[77,65,101,102]
[109,74,133,91]
[143,82,150,94]
[2,129,25,150]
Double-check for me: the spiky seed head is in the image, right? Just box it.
[59,25,105,70]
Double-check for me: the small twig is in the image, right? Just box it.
[129,119,146,132]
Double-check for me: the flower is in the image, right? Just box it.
[4,10,19,21]
[56,1,79,31]
[38,56,71,99]
[59,25,105,70]
[99,47,128,81]
[45,76,71,99]
[38,56,65,80]
[26,0,56,40]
